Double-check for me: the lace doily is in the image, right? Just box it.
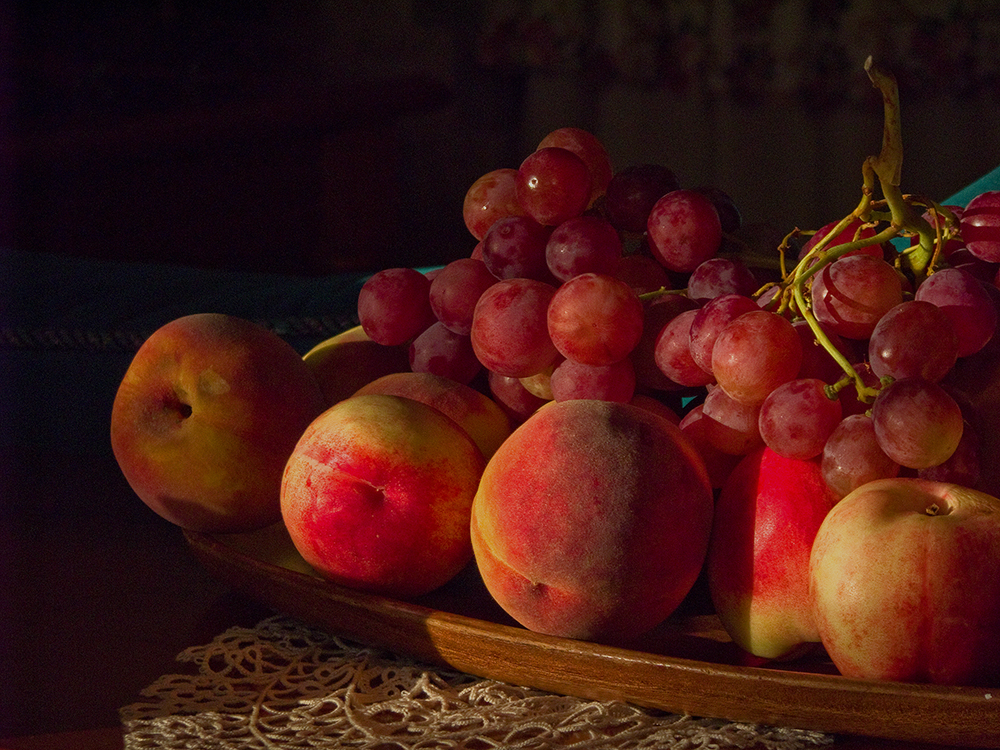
[121,614,834,749]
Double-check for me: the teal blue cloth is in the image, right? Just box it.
[943,164,1000,208]
[889,163,1000,252]
[0,247,369,458]
[0,247,368,352]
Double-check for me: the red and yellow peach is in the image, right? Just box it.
[280,393,485,598]
[470,399,714,643]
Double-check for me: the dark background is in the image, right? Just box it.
[4,1,1000,276]
[2,2,1000,743]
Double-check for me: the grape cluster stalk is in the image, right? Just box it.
[356,60,1000,501]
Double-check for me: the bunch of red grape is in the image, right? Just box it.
[356,124,1000,499]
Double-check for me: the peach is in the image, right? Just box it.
[707,447,838,660]
[281,393,485,598]
[110,313,326,532]
[353,371,511,460]
[810,478,1000,685]
[471,399,714,643]
[302,324,410,406]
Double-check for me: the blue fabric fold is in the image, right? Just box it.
[0,247,369,353]
[0,247,370,457]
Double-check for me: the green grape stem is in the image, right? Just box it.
[792,283,878,404]
[638,287,690,303]
[862,55,936,279]
[768,57,946,405]
[636,58,947,408]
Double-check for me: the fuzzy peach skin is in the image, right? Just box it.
[110,313,326,532]
[353,371,511,460]
[302,325,410,406]
[470,399,714,643]
[707,447,838,660]
[280,393,485,599]
[810,478,1000,686]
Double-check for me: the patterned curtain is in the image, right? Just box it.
[475,0,1000,107]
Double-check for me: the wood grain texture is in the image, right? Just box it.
[186,529,1000,748]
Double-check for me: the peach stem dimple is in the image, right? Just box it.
[342,473,387,508]
[162,394,192,421]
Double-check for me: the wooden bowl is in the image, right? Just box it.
[185,524,1000,747]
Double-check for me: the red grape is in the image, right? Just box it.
[961,190,1000,262]
[646,189,722,272]
[603,164,680,233]
[632,293,699,391]
[755,284,783,312]
[810,254,904,339]
[797,217,882,261]
[758,378,843,460]
[799,219,884,260]
[545,215,623,282]
[688,293,759,374]
[519,364,557,401]
[614,253,672,295]
[488,370,549,425]
[949,247,999,282]
[868,300,958,382]
[821,414,900,500]
[678,404,743,489]
[357,267,436,346]
[975,280,1000,356]
[409,322,481,385]
[515,146,592,226]
[462,168,527,240]
[537,127,614,205]
[700,386,764,455]
[481,215,556,282]
[794,319,854,383]
[429,257,498,335]
[691,186,741,234]
[838,361,881,417]
[711,310,803,405]
[470,278,560,378]
[913,205,964,260]
[549,357,636,403]
[871,377,964,469]
[917,423,981,487]
[913,266,997,357]
[687,257,758,302]
[654,308,715,388]
[547,273,643,365]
